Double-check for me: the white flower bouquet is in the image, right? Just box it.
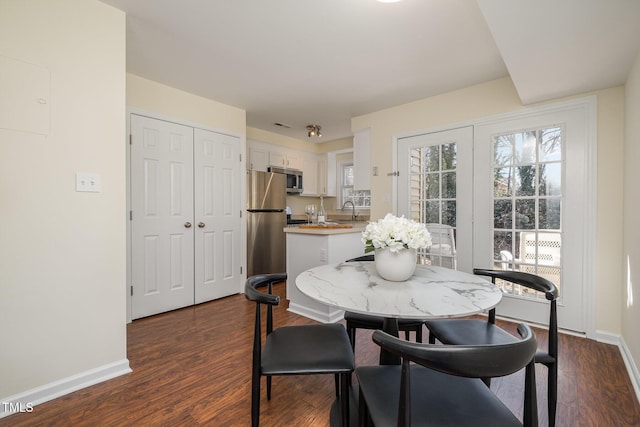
[362,213,432,254]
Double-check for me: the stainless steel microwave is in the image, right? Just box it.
[268,166,303,194]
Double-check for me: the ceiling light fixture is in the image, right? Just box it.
[306,124,322,138]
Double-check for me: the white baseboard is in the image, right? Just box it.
[591,330,640,404]
[0,359,131,419]
[287,303,344,324]
[591,329,620,345]
[619,336,640,404]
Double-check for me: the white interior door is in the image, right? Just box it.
[194,129,241,303]
[130,114,195,319]
[397,127,474,273]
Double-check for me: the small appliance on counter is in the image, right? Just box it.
[285,204,308,225]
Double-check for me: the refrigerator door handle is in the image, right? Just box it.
[247,209,284,213]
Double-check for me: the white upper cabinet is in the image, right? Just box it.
[248,141,269,171]
[353,128,371,190]
[301,154,319,196]
[287,152,301,170]
[269,149,301,170]
[301,153,337,197]
[247,140,337,196]
[319,153,336,197]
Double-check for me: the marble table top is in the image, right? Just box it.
[296,261,503,320]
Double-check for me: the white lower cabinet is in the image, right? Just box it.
[285,230,364,322]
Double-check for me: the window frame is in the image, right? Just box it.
[337,159,370,211]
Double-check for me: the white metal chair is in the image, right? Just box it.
[421,223,457,269]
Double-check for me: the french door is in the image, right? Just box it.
[130,114,241,319]
[396,100,594,332]
[474,104,592,332]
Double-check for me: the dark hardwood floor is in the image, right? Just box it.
[2,282,639,426]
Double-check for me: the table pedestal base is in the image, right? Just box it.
[380,318,401,365]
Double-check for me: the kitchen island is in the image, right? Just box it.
[284,222,367,323]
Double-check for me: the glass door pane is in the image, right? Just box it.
[491,127,563,299]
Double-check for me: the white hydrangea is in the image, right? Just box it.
[362,213,432,254]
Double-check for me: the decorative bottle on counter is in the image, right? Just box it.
[318,197,326,223]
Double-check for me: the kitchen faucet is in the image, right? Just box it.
[341,200,358,221]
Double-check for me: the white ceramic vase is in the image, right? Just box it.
[375,247,417,281]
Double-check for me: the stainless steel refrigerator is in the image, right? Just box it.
[247,170,287,277]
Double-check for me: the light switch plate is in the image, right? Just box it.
[76,173,101,192]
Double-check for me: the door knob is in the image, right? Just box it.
[184,222,192,228]
[198,222,205,228]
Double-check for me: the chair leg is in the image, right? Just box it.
[416,325,423,343]
[340,373,350,427]
[266,375,272,400]
[335,373,340,397]
[403,330,410,340]
[481,377,492,387]
[548,362,558,427]
[358,384,369,427]
[348,325,356,352]
[428,332,436,344]
[251,372,260,427]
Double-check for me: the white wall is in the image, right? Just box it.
[352,76,625,337]
[623,50,640,383]
[0,0,128,406]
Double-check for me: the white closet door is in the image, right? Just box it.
[194,128,241,303]
[131,114,195,319]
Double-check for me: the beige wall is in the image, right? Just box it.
[352,77,625,338]
[247,127,353,154]
[247,126,310,151]
[623,51,640,377]
[127,74,246,135]
[0,0,127,399]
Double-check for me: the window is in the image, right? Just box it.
[410,142,457,226]
[339,162,370,209]
[492,127,563,298]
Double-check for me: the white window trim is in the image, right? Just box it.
[337,159,371,211]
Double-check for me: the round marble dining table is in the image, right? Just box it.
[296,261,503,320]
[296,261,504,365]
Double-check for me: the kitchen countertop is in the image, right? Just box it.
[284,221,367,235]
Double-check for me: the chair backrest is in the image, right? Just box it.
[245,273,287,361]
[423,223,457,269]
[372,323,538,427]
[473,268,558,302]
[374,322,537,379]
[346,254,375,262]
[473,268,559,362]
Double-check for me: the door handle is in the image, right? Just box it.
[198,222,205,228]
[184,222,192,228]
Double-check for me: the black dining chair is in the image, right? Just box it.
[244,273,355,427]
[425,268,558,427]
[344,255,424,352]
[357,323,539,427]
